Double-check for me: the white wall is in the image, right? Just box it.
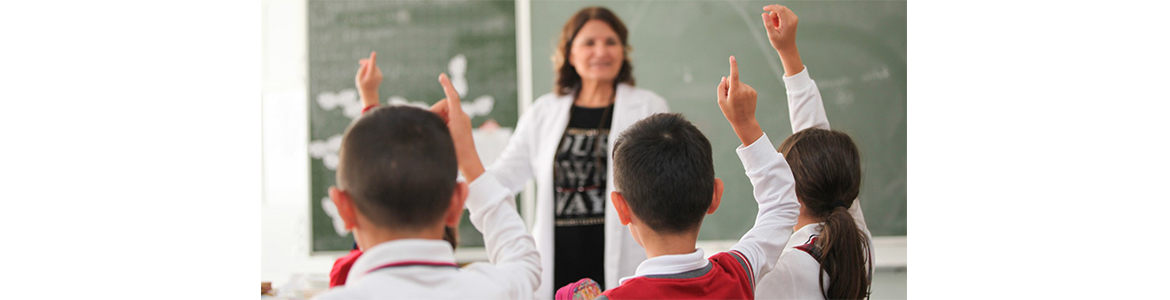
[261,0,339,287]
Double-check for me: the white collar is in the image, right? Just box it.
[617,248,709,286]
[345,239,457,284]
[787,222,825,249]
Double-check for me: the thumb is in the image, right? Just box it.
[430,99,450,123]
[717,76,728,99]
[761,12,775,34]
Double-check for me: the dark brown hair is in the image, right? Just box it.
[552,6,635,96]
[779,128,870,299]
[612,113,713,233]
[337,106,458,231]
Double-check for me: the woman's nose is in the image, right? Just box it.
[593,44,609,57]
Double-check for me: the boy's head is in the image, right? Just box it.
[611,113,723,240]
[329,106,467,249]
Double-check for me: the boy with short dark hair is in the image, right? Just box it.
[593,55,801,299]
[314,52,540,299]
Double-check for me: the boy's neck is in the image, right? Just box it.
[639,227,701,259]
[355,224,446,251]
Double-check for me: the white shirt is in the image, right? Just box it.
[486,83,669,298]
[615,133,803,287]
[314,173,541,300]
[753,66,875,300]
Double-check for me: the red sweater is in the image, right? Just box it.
[601,251,755,299]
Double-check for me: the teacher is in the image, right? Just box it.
[479,6,668,298]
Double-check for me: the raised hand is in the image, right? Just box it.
[437,73,485,181]
[717,56,764,146]
[761,5,804,76]
[355,51,383,108]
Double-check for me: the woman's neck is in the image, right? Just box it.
[575,80,615,108]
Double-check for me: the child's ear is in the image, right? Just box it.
[610,191,632,225]
[329,186,359,230]
[707,178,724,215]
[444,181,469,227]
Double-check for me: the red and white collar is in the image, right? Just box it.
[345,239,457,284]
[617,248,709,286]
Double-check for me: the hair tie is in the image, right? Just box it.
[832,199,847,209]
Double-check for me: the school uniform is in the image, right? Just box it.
[487,83,669,298]
[753,66,875,299]
[313,173,541,299]
[597,133,802,299]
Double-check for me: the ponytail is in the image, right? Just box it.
[818,205,869,299]
[779,128,870,299]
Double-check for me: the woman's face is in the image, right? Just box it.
[569,19,624,85]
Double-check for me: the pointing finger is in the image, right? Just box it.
[728,56,739,84]
[438,73,463,113]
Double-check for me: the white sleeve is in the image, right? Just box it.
[784,66,830,132]
[465,172,541,295]
[728,133,802,284]
[484,100,541,194]
[848,198,871,239]
[784,67,872,247]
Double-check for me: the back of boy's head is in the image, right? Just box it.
[336,106,458,231]
[777,128,861,215]
[612,113,713,234]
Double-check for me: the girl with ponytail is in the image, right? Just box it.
[751,4,874,299]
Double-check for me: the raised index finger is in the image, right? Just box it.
[438,73,463,112]
[728,56,739,84]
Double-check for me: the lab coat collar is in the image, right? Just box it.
[345,239,457,284]
[617,248,709,286]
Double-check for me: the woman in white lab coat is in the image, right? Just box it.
[475,6,668,299]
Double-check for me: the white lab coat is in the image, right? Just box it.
[485,83,669,298]
[754,67,874,299]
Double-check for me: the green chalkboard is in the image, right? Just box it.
[531,0,906,237]
[308,0,518,252]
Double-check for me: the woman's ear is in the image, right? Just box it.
[708,178,724,214]
[610,191,632,225]
[444,181,469,227]
[329,187,358,230]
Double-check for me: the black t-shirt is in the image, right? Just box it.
[552,104,613,293]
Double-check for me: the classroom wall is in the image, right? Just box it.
[262,0,337,287]
[262,0,906,290]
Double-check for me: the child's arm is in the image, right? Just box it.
[356,51,383,112]
[716,56,801,284]
[763,5,829,132]
[765,5,870,233]
[437,74,541,294]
